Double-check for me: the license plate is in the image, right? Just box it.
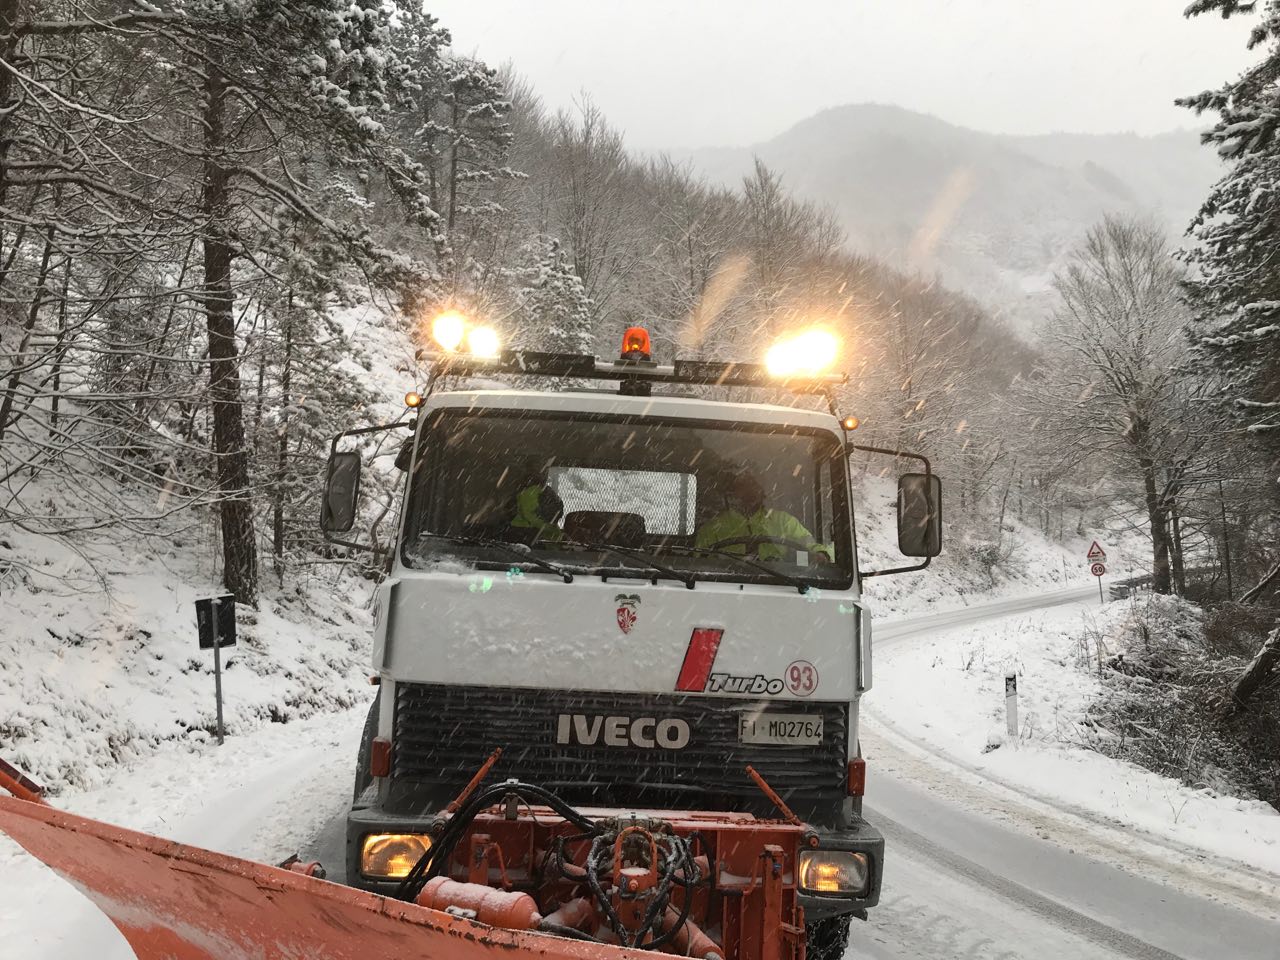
[738,713,823,746]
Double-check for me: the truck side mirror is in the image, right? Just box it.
[394,437,415,471]
[321,451,362,533]
[897,473,942,557]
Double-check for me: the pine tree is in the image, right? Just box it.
[1181,2,1280,455]
[391,12,518,279]
[1183,1,1280,705]
[146,0,434,603]
[517,239,594,355]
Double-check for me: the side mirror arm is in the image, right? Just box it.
[847,443,932,475]
[848,443,939,579]
[322,421,413,554]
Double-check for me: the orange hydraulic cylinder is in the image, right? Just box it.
[541,896,600,934]
[663,905,724,960]
[415,877,542,930]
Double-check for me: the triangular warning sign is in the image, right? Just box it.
[1086,540,1106,561]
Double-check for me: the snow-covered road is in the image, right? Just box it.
[852,589,1280,960]
[872,584,1099,642]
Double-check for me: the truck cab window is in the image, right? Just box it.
[403,409,853,588]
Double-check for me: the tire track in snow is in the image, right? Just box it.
[867,809,1180,960]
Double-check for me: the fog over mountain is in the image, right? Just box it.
[677,104,1223,333]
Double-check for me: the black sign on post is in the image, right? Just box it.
[195,594,236,745]
[196,594,237,649]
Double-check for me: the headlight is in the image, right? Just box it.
[798,850,870,896]
[361,833,431,879]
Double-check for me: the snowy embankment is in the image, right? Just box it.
[865,596,1280,878]
[1,300,408,957]
[0,523,376,794]
[0,704,366,958]
[1,300,413,797]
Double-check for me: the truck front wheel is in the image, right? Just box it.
[352,693,380,802]
[805,915,852,960]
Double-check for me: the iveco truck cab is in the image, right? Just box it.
[320,323,942,959]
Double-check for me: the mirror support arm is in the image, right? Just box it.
[849,444,936,579]
[322,421,413,552]
[859,556,931,579]
[847,444,932,477]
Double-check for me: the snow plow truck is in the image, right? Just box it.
[0,322,942,960]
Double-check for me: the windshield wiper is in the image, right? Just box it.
[670,544,815,595]
[427,534,574,583]
[564,540,696,590]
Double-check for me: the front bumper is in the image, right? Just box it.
[347,801,885,914]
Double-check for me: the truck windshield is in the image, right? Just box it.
[402,408,854,588]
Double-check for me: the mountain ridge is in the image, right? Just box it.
[674,103,1222,331]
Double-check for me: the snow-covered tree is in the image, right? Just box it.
[1019,217,1217,594]
[390,12,518,283]
[517,239,594,355]
[1181,1,1280,453]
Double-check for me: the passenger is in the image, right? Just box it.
[695,473,831,562]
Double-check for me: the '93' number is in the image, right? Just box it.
[786,660,818,696]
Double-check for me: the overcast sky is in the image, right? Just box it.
[425,1,1254,150]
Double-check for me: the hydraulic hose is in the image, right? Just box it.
[396,780,602,902]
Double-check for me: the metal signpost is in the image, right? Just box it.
[195,594,237,745]
[1087,541,1107,603]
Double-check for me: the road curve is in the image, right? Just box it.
[872,584,1098,643]
[854,589,1280,960]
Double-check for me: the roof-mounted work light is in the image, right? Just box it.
[431,311,467,352]
[467,326,501,359]
[429,310,503,358]
[765,328,840,378]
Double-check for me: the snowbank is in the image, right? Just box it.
[0,301,418,795]
[867,596,1280,877]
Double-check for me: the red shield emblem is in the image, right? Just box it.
[615,594,640,634]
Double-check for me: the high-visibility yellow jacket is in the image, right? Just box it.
[694,508,832,561]
[510,484,563,542]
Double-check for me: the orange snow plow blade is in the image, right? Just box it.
[0,795,647,960]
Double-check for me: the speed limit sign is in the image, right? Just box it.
[1091,562,1106,577]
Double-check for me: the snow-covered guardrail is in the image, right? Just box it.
[1108,566,1218,601]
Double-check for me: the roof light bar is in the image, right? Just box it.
[417,349,846,393]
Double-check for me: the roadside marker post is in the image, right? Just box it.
[195,594,237,745]
[1005,671,1018,741]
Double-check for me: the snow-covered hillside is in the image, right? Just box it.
[679,103,1222,331]
[0,302,422,795]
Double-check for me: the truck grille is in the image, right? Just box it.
[391,682,848,820]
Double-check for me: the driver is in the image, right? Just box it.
[694,472,832,562]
